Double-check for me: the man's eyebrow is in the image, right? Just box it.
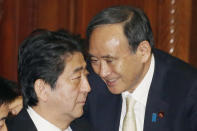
[101,55,115,59]
[88,54,95,58]
[73,66,84,74]
[88,54,115,59]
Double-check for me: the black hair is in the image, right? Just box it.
[18,29,83,108]
[0,77,21,106]
[86,5,154,52]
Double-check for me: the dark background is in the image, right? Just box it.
[0,0,196,81]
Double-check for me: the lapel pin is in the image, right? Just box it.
[152,113,157,123]
[158,111,164,118]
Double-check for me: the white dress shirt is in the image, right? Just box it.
[27,107,72,131]
[119,55,155,131]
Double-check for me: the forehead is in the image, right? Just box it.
[0,104,8,119]
[89,24,131,57]
[63,52,86,75]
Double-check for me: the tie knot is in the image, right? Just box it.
[126,96,136,110]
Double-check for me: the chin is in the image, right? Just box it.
[74,109,84,118]
[108,86,124,94]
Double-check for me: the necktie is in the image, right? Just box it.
[122,96,137,131]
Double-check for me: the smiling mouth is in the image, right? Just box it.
[105,78,118,87]
[78,99,86,104]
[77,101,86,106]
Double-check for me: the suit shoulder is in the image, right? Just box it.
[153,49,197,78]
[6,108,37,131]
[153,49,197,97]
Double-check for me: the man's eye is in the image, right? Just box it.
[90,59,98,63]
[72,76,81,80]
[106,60,113,63]
[0,117,6,121]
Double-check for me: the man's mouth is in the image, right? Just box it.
[105,78,118,87]
[77,100,86,105]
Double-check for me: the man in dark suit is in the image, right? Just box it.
[6,29,91,131]
[0,77,22,131]
[85,6,197,131]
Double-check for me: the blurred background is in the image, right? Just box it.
[0,0,197,81]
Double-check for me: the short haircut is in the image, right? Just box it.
[86,5,154,52]
[0,77,21,106]
[18,29,83,108]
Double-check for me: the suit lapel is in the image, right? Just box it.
[70,116,92,131]
[6,108,37,131]
[87,71,122,131]
[16,108,37,131]
[95,92,122,131]
[114,96,122,131]
[143,49,169,131]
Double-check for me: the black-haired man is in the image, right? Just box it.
[86,5,197,131]
[0,77,22,131]
[6,29,91,131]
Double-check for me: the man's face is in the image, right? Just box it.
[47,52,91,120]
[89,24,150,94]
[0,104,8,131]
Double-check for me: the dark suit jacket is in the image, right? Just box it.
[84,49,197,131]
[6,108,92,131]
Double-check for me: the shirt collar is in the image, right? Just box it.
[27,106,72,131]
[122,54,155,106]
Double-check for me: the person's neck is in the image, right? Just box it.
[128,55,152,93]
[32,105,72,130]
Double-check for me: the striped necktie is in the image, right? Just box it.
[122,96,137,131]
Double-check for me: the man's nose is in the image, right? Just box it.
[99,61,111,78]
[81,76,91,93]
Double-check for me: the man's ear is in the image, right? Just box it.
[136,41,151,63]
[34,79,49,102]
